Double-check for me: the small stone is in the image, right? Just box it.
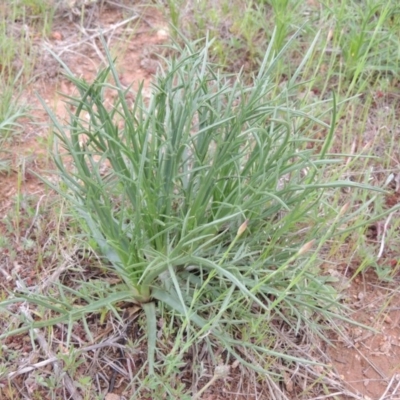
[157,29,169,40]
[51,31,63,41]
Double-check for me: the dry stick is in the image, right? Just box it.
[74,24,108,66]
[378,374,400,400]
[353,346,388,382]
[377,211,394,259]
[335,329,388,383]
[333,323,388,382]
[310,393,363,400]
[192,365,230,400]
[18,306,83,400]
[265,375,290,400]
[51,14,140,57]
[0,264,12,282]
[192,375,220,400]
[24,194,46,240]
[104,1,159,30]
[78,337,128,353]
[7,357,58,379]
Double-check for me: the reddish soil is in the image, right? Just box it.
[328,274,400,399]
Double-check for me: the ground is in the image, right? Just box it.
[1,1,400,399]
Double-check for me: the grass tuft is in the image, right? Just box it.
[1,7,399,394]
[2,31,379,393]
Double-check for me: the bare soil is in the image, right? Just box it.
[1,2,400,399]
[328,274,400,399]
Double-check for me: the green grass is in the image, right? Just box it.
[0,0,56,172]
[160,0,400,271]
[162,0,400,110]
[1,29,392,397]
[1,0,400,398]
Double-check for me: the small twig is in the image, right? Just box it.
[24,194,46,240]
[0,264,12,282]
[52,14,140,56]
[78,337,128,353]
[353,346,388,382]
[309,392,361,400]
[338,330,387,381]
[377,212,394,259]
[378,374,400,400]
[74,24,108,65]
[192,365,230,400]
[265,374,290,400]
[353,331,374,343]
[6,357,58,379]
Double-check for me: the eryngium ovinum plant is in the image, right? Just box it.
[40,33,376,378]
